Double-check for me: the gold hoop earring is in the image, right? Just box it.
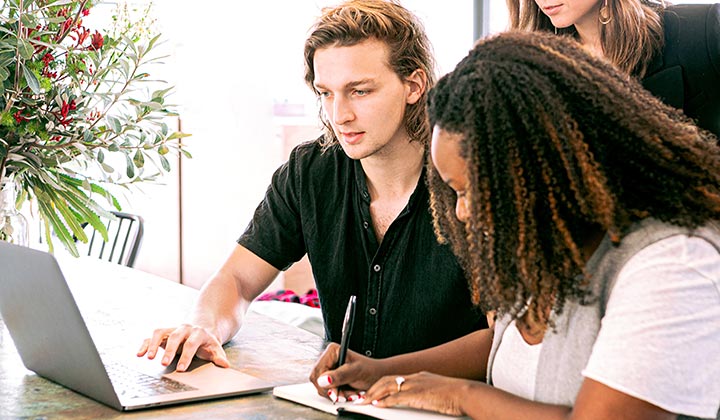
[554,25,558,35]
[599,0,612,25]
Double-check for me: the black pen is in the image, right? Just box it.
[337,295,357,367]
[332,295,356,405]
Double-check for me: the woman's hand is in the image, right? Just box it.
[362,371,469,416]
[309,342,386,403]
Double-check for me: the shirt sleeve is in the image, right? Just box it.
[582,235,720,419]
[237,147,306,271]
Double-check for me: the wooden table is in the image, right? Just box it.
[0,256,334,419]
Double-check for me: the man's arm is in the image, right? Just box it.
[137,244,280,371]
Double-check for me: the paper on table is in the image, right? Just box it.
[272,382,470,420]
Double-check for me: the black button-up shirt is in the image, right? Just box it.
[238,140,486,358]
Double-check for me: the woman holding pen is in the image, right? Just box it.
[310,31,720,420]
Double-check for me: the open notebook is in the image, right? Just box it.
[273,382,470,419]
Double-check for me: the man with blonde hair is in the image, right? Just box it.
[138,0,485,372]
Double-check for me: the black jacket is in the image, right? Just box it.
[642,3,720,137]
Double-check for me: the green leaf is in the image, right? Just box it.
[56,173,121,211]
[99,162,113,173]
[180,148,193,159]
[17,38,33,60]
[159,154,171,172]
[151,86,173,100]
[20,14,36,28]
[97,149,105,163]
[146,33,162,52]
[125,153,135,178]
[54,196,89,243]
[158,144,169,155]
[133,149,144,168]
[37,198,80,258]
[0,66,9,82]
[107,116,122,134]
[167,132,192,140]
[22,66,41,94]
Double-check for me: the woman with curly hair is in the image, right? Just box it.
[310,31,720,419]
[507,0,720,137]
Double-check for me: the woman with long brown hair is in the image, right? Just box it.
[507,0,720,137]
[309,31,720,420]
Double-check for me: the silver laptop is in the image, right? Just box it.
[0,241,274,411]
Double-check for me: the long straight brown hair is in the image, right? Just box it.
[506,0,665,77]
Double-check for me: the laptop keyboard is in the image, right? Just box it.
[105,362,197,399]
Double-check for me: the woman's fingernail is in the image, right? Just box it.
[328,390,338,403]
[337,395,347,403]
[317,374,332,387]
[372,399,379,406]
[353,396,366,404]
[347,394,358,401]
[359,391,366,396]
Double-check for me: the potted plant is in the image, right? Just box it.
[0,0,189,255]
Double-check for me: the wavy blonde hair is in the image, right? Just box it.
[303,0,436,149]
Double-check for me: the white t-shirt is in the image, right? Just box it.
[492,319,543,400]
[493,235,720,419]
[583,234,720,418]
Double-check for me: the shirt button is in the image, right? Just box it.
[369,308,377,315]
[373,264,381,272]
[365,350,372,357]
[363,221,369,229]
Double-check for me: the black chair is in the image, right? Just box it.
[82,211,144,267]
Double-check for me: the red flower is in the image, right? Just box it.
[70,26,90,46]
[42,52,54,66]
[13,110,27,123]
[82,8,90,16]
[42,68,57,79]
[56,18,73,40]
[90,31,103,50]
[58,99,77,126]
[60,100,76,118]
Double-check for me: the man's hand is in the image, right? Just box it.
[137,324,230,372]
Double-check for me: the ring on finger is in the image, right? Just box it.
[395,376,405,392]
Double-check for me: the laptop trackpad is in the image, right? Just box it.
[134,356,273,392]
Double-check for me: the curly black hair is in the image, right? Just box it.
[427,31,720,321]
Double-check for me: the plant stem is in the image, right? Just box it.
[4,0,25,116]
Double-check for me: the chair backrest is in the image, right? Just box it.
[82,211,144,267]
